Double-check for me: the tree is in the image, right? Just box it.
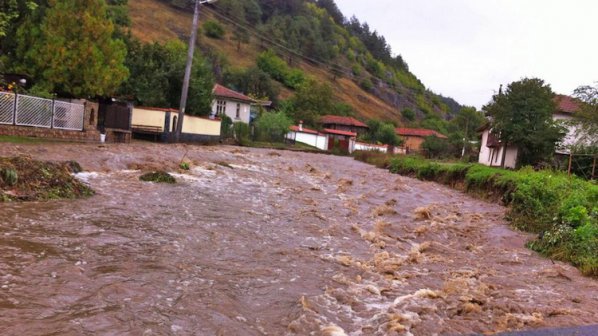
[483,78,565,167]
[362,120,402,146]
[422,135,449,159]
[572,83,598,147]
[223,66,279,103]
[255,110,292,142]
[0,0,36,38]
[14,0,128,97]
[289,79,334,126]
[119,38,214,116]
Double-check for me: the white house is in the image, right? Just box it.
[211,84,255,124]
[478,94,581,168]
[286,122,328,151]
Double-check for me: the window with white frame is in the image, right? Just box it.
[216,100,226,116]
[235,103,241,119]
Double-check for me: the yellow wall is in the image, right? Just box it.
[132,108,166,130]
[132,108,220,136]
[176,113,221,136]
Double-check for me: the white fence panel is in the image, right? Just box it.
[53,100,84,130]
[0,92,15,125]
[15,94,53,128]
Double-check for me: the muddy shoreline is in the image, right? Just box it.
[0,142,596,335]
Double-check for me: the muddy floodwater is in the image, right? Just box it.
[1,143,597,335]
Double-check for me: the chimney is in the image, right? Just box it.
[299,120,303,131]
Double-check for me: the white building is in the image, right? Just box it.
[286,122,328,151]
[211,84,255,124]
[478,95,581,168]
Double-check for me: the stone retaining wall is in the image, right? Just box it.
[0,124,101,142]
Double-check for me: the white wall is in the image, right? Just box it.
[286,131,328,150]
[353,141,388,154]
[212,99,251,124]
[553,113,584,153]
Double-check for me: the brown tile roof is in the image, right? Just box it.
[396,127,447,139]
[213,84,255,103]
[320,115,368,128]
[554,95,580,114]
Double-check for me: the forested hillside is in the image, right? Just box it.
[1,0,468,132]
[129,0,463,126]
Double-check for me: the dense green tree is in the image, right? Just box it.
[255,110,293,142]
[13,0,128,97]
[0,0,36,38]
[289,79,334,126]
[422,135,450,159]
[572,83,598,147]
[119,38,213,116]
[483,78,565,167]
[363,120,402,146]
[223,66,279,103]
[315,0,344,25]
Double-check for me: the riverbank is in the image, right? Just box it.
[354,151,598,276]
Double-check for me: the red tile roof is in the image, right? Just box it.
[289,125,320,135]
[213,84,255,103]
[323,128,357,137]
[554,95,580,114]
[396,128,448,139]
[320,115,368,128]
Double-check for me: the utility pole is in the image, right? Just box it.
[175,0,218,142]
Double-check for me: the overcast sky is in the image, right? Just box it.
[335,0,598,109]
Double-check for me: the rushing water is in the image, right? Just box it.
[0,144,597,335]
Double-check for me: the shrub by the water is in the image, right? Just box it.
[355,153,598,276]
[139,171,176,184]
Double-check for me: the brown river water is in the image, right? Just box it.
[0,143,597,336]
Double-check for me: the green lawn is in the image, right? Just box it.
[0,135,49,144]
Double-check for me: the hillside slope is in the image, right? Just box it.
[129,0,458,124]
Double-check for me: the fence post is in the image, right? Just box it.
[592,156,596,180]
[12,92,18,125]
[50,98,56,129]
[567,152,573,176]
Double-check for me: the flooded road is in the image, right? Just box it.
[1,143,597,335]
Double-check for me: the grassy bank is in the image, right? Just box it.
[354,151,598,276]
[0,157,94,202]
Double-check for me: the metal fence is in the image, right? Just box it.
[0,91,84,131]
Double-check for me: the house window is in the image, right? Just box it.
[216,100,226,116]
[235,103,241,119]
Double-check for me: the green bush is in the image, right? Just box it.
[256,50,306,89]
[139,171,176,184]
[255,111,293,142]
[355,154,598,276]
[401,108,416,122]
[203,20,225,39]
[233,122,251,145]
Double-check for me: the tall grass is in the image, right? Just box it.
[354,151,598,276]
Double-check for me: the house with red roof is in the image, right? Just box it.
[211,84,256,124]
[395,127,447,153]
[320,115,369,136]
[478,94,582,168]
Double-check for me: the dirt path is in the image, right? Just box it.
[0,143,596,335]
